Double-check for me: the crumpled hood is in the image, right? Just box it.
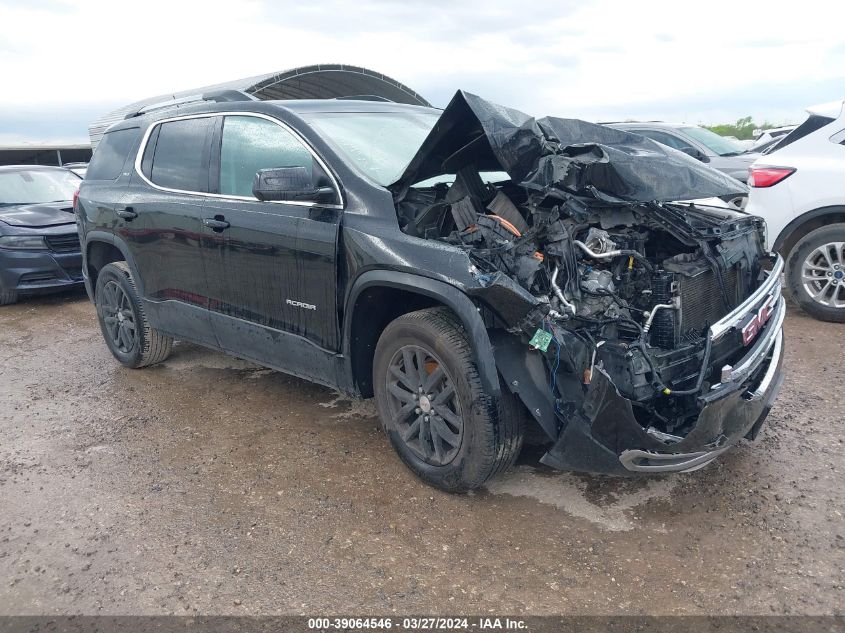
[0,201,76,228]
[390,90,748,203]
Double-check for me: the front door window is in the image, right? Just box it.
[219,116,314,198]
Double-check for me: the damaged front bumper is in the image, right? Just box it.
[503,256,786,476]
[620,323,782,473]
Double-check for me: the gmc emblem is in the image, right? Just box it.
[740,293,776,346]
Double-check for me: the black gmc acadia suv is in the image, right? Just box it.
[77,90,785,492]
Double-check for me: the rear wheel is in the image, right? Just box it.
[786,223,845,322]
[373,307,523,492]
[95,262,173,367]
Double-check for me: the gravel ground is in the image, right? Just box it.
[0,289,842,616]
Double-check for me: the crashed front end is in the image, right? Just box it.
[391,91,785,475]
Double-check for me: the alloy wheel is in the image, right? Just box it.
[385,345,463,466]
[801,241,845,309]
[100,280,138,353]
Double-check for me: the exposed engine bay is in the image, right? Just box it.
[398,166,766,433]
[390,91,779,473]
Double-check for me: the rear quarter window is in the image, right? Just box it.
[86,128,140,180]
[141,117,212,193]
[769,115,835,153]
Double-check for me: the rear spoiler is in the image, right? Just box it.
[805,99,845,120]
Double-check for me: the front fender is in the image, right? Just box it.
[343,270,500,397]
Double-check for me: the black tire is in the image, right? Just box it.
[373,307,524,492]
[0,289,18,306]
[785,223,845,323]
[95,261,173,367]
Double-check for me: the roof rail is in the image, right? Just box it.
[333,94,394,102]
[124,90,258,119]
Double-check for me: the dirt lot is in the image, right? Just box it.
[0,290,842,616]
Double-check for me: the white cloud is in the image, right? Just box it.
[0,0,843,140]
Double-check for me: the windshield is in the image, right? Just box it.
[0,169,80,205]
[679,126,744,156]
[303,111,441,186]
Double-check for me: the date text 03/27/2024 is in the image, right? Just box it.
[306,617,528,630]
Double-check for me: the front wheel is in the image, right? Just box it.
[786,223,845,322]
[0,289,18,306]
[95,262,173,367]
[373,307,524,492]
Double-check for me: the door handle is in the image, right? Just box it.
[115,207,137,220]
[203,216,230,232]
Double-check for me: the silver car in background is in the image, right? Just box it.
[608,121,760,183]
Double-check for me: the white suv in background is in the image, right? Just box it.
[747,99,845,322]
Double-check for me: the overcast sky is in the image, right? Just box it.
[1,0,843,143]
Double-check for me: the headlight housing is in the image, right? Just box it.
[0,235,48,250]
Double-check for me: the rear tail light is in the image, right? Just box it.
[72,189,79,210]
[748,167,795,188]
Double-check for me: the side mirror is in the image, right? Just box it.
[680,146,709,163]
[252,167,336,204]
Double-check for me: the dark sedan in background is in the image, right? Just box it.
[0,165,83,305]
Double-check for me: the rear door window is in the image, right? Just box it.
[86,128,139,180]
[141,117,213,192]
